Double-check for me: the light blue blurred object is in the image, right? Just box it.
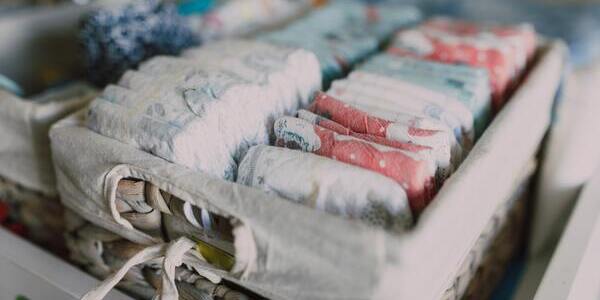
[421,0,600,66]
[0,74,23,96]
[177,0,215,15]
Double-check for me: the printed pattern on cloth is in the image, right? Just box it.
[238,145,413,231]
[388,18,537,111]
[274,116,435,212]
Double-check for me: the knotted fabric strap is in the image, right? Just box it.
[82,237,222,300]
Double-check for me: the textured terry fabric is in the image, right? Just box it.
[421,17,537,72]
[325,82,461,164]
[0,82,96,196]
[237,145,413,232]
[374,41,565,300]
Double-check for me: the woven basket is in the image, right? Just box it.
[65,210,253,300]
[0,175,66,257]
[66,163,533,300]
[443,163,532,300]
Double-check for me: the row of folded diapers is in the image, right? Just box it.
[253,16,536,223]
[420,0,600,67]
[65,168,529,300]
[0,1,419,298]
[0,0,342,257]
[0,2,543,300]
[58,2,421,297]
[0,0,66,9]
[51,5,540,299]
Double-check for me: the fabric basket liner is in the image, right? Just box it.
[50,40,566,300]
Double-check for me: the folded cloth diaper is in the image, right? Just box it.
[329,78,469,148]
[0,73,22,96]
[274,116,435,212]
[0,81,97,256]
[0,82,97,196]
[320,89,460,167]
[237,144,413,231]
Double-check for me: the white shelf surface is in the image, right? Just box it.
[0,228,131,300]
